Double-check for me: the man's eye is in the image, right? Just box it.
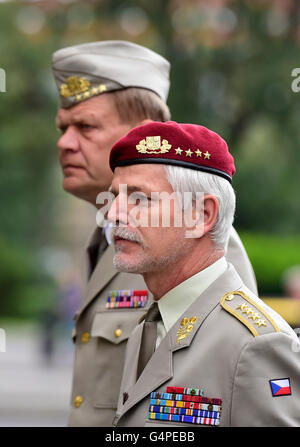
[130,192,150,204]
[80,123,93,130]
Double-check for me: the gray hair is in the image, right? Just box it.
[164,165,236,249]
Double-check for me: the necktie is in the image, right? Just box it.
[137,302,161,379]
[88,232,108,276]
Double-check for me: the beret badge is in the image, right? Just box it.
[136,136,171,154]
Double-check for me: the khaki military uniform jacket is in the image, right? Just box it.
[68,226,257,426]
[114,264,300,427]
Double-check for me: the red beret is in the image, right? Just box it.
[109,121,235,183]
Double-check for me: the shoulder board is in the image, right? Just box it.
[220,291,280,337]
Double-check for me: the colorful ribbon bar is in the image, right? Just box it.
[166,386,204,396]
[149,405,220,419]
[149,398,221,413]
[106,290,148,309]
[150,391,222,406]
[149,412,219,426]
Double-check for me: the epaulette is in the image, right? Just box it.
[220,291,280,337]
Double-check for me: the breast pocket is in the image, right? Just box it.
[91,309,146,408]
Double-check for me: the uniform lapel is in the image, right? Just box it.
[118,263,243,420]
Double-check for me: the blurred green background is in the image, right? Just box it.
[0,0,300,321]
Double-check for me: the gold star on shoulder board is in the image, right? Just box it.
[99,84,107,92]
[175,147,183,155]
[204,151,211,159]
[195,149,202,157]
[185,149,193,157]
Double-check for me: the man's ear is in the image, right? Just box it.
[202,194,219,234]
[185,195,219,239]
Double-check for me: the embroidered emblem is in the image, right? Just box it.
[236,302,267,327]
[220,291,280,337]
[269,378,292,397]
[149,388,222,426]
[176,316,198,344]
[185,149,193,157]
[60,76,91,98]
[106,290,148,309]
[175,147,183,155]
[60,76,107,101]
[136,136,171,154]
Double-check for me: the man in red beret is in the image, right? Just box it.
[107,121,300,427]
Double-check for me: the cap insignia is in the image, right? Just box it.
[136,136,171,154]
[60,76,91,98]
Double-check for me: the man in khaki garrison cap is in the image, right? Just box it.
[52,40,258,427]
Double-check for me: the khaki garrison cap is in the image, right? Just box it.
[52,40,170,108]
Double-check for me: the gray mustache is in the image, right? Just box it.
[112,227,143,244]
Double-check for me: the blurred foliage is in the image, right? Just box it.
[240,232,300,295]
[0,0,299,318]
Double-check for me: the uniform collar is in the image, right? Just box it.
[158,256,227,333]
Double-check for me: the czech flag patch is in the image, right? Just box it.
[269,378,292,397]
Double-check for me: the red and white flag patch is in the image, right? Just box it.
[269,378,292,397]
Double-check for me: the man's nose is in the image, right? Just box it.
[107,194,129,227]
[57,126,80,153]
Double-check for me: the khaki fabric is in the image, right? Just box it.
[68,225,257,426]
[68,228,152,426]
[113,264,300,427]
[226,227,257,294]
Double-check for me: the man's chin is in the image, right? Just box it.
[113,255,145,274]
[63,179,94,202]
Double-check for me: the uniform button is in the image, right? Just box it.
[81,332,90,343]
[74,395,83,408]
[114,328,122,338]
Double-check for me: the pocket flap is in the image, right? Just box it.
[91,309,146,344]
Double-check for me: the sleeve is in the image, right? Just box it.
[231,331,300,426]
[226,227,258,295]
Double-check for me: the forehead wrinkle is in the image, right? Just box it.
[56,107,98,126]
[72,111,97,123]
